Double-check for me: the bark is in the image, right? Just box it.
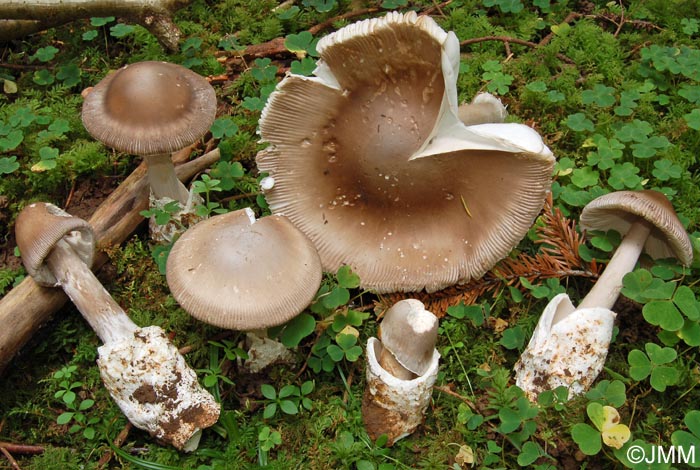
[0,147,220,375]
[0,0,191,51]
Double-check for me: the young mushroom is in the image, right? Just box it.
[15,202,220,451]
[362,299,440,445]
[166,208,323,369]
[257,11,555,293]
[82,61,217,242]
[515,190,693,401]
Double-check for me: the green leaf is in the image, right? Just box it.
[79,399,94,411]
[290,57,317,76]
[572,423,602,455]
[263,403,277,419]
[326,344,344,362]
[674,286,700,320]
[90,16,115,26]
[336,265,360,289]
[517,441,544,466]
[0,156,19,174]
[302,0,336,13]
[645,342,677,364]
[581,84,616,107]
[82,30,98,41]
[110,23,135,38]
[57,412,75,425]
[587,402,606,431]
[650,365,680,391]
[500,326,525,350]
[276,5,300,19]
[608,162,642,190]
[565,113,594,133]
[261,384,277,400]
[526,80,547,92]
[284,31,319,57]
[571,166,600,188]
[280,313,316,348]
[356,460,375,470]
[322,286,350,309]
[652,159,682,181]
[33,46,59,62]
[280,400,299,415]
[210,117,238,139]
[678,319,700,346]
[684,109,700,130]
[628,349,652,380]
[643,300,684,331]
[33,69,55,86]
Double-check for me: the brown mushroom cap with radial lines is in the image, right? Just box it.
[15,202,94,287]
[257,12,554,293]
[580,190,693,266]
[165,208,323,330]
[81,61,216,156]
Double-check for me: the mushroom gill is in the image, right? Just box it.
[257,12,555,293]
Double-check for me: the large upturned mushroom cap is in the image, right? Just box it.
[82,61,216,156]
[166,208,323,330]
[579,190,693,266]
[257,11,555,293]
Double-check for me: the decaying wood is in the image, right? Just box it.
[0,147,220,375]
[0,0,191,51]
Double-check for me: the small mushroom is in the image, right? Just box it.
[166,208,323,372]
[166,207,322,330]
[362,299,440,445]
[257,12,554,293]
[457,92,508,126]
[15,202,220,451]
[82,61,217,242]
[515,190,693,401]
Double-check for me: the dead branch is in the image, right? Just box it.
[0,147,221,376]
[0,0,191,51]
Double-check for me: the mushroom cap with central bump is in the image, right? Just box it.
[81,61,217,156]
[579,190,693,266]
[257,11,555,293]
[165,208,323,330]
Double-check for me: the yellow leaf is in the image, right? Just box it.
[601,406,631,449]
[455,444,474,466]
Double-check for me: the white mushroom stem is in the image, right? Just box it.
[578,219,652,311]
[46,239,137,343]
[44,238,220,451]
[143,153,191,204]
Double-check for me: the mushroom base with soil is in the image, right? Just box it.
[362,337,440,445]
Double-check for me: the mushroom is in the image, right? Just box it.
[257,11,555,293]
[457,92,508,126]
[515,190,693,401]
[165,207,323,331]
[82,61,217,242]
[362,299,440,445]
[15,202,220,451]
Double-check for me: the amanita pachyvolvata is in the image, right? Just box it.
[15,202,220,451]
[362,299,440,445]
[515,190,693,401]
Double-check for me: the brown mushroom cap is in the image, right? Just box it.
[166,208,323,330]
[82,61,216,156]
[580,190,693,266]
[257,12,554,293]
[15,202,94,286]
[378,299,438,376]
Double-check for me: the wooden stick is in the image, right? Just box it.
[0,148,220,375]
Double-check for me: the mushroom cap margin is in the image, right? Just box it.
[579,190,693,266]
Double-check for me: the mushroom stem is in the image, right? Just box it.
[45,239,137,344]
[143,153,191,204]
[578,220,652,311]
